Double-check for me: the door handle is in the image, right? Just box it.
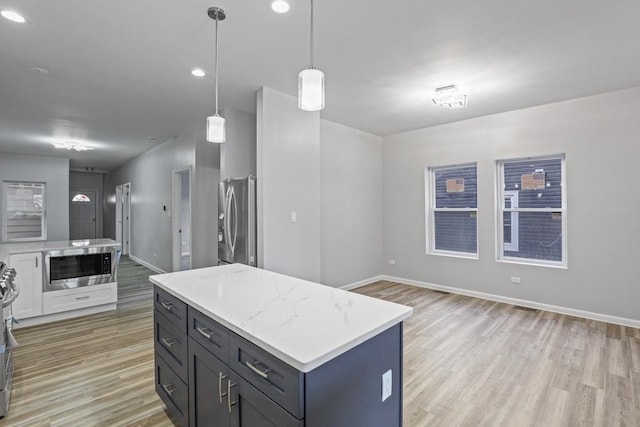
[160,301,174,312]
[196,326,214,340]
[161,337,176,348]
[245,361,270,379]
[218,371,228,403]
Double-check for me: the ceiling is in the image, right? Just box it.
[1,0,639,172]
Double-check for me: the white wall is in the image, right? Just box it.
[221,107,256,180]
[382,87,640,321]
[257,87,322,282]
[0,153,69,243]
[320,120,383,287]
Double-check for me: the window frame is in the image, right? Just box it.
[2,181,47,242]
[495,154,567,268]
[425,163,479,259]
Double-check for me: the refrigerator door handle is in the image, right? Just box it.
[224,187,233,255]
[229,186,238,255]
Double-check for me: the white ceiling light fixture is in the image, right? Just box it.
[191,68,206,77]
[270,0,290,14]
[298,0,324,111]
[432,85,468,108]
[206,7,226,143]
[1,10,26,23]
[53,142,95,151]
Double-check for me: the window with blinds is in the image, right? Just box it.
[497,155,566,267]
[426,163,478,257]
[2,181,47,242]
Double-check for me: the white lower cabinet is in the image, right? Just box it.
[9,252,43,320]
[43,283,117,315]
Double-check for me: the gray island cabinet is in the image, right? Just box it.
[150,264,412,427]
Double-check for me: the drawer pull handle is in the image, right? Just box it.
[218,371,228,403]
[162,383,176,396]
[161,337,176,348]
[246,361,270,379]
[196,326,214,340]
[75,296,90,300]
[227,380,237,413]
[160,301,174,312]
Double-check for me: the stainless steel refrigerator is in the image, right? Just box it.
[218,176,257,266]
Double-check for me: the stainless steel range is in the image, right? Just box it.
[0,261,18,418]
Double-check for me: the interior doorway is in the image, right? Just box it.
[172,169,191,271]
[115,183,131,255]
[69,190,97,239]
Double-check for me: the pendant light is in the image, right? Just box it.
[206,7,226,143]
[298,0,324,111]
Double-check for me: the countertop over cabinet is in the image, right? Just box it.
[150,263,413,372]
[0,239,120,262]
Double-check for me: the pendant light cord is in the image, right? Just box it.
[215,13,220,115]
[310,0,314,69]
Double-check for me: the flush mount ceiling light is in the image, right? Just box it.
[1,10,26,23]
[191,68,206,77]
[298,0,325,111]
[432,85,468,108]
[270,0,290,13]
[32,67,50,75]
[206,7,226,143]
[53,142,95,151]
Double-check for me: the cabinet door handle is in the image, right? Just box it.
[227,380,237,413]
[196,326,214,340]
[161,337,176,348]
[35,256,38,268]
[162,383,176,396]
[160,301,174,312]
[218,371,228,403]
[246,361,270,379]
[75,296,91,301]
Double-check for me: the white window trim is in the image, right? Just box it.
[503,190,519,252]
[495,154,567,268]
[425,164,478,259]
[2,181,47,242]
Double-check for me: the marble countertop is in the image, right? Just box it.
[150,263,412,372]
[0,239,121,262]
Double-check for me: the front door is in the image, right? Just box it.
[69,190,97,239]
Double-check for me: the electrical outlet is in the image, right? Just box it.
[388,259,396,265]
[382,370,392,402]
[511,276,521,284]
[290,211,297,223]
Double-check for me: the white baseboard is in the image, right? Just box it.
[340,275,385,290]
[129,254,167,274]
[382,275,640,329]
[13,303,117,329]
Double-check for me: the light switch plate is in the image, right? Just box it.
[382,369,392,402]
[290,211,297,223]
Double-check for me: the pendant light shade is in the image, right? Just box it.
[206,7,226,143]
[298,0,325,111]
[206,114,226,143]
[298,68,324,111]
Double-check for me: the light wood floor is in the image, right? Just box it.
[1,263,638,426]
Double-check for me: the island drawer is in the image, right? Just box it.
[188,307,229,364]
[229,332,304,419]
[154,309,188,381]
[155,352,188,427]
[154,286,187,332]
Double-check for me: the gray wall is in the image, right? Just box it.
[104,126,219,272]
[221,107,257,180]
[257,87,322,282]
[0,153,69,243]
[69,171,104,238]
[320,120,383,287]
[382,87,640,320]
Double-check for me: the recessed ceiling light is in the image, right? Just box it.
[1,10,26,23]
[270,0,290,13]
[191,68,206,77]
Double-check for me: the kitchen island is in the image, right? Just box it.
[0,238,121,327]
[150,263,413,427]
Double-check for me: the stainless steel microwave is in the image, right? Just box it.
[44,246,119,292]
